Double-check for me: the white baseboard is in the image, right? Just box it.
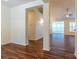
[43,48,50,51]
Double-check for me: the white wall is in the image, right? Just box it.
[11,0,50,51]
[36,10,43,40]
[1,0,50,51]
[11,0,44,45]
[43,3,50,51]
[1,5,11,45]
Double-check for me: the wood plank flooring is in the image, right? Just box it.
[2,43,76,59]
[50,34,75,53]
[1,35,76,59]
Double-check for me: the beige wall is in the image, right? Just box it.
[50,0,75,20]
[27,10,36,40]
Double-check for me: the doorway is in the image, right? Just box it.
[26,6,44,58]
[26,6,43,41]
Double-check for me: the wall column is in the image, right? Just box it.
[43,3,50,51]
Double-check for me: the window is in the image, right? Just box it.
[52,22,64,33]
[69,22,76,32]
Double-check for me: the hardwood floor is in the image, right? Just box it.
[50,34,75,53]
[1,35,76,59]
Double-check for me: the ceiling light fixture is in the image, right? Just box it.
[65,8,72,18]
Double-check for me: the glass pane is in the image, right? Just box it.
[52,22,64,33]
[69,22,76,32]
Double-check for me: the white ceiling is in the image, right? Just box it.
[1,0,37,8]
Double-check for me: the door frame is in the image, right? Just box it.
[25,5,43,43]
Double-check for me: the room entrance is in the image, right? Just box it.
[26,6,43,58]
